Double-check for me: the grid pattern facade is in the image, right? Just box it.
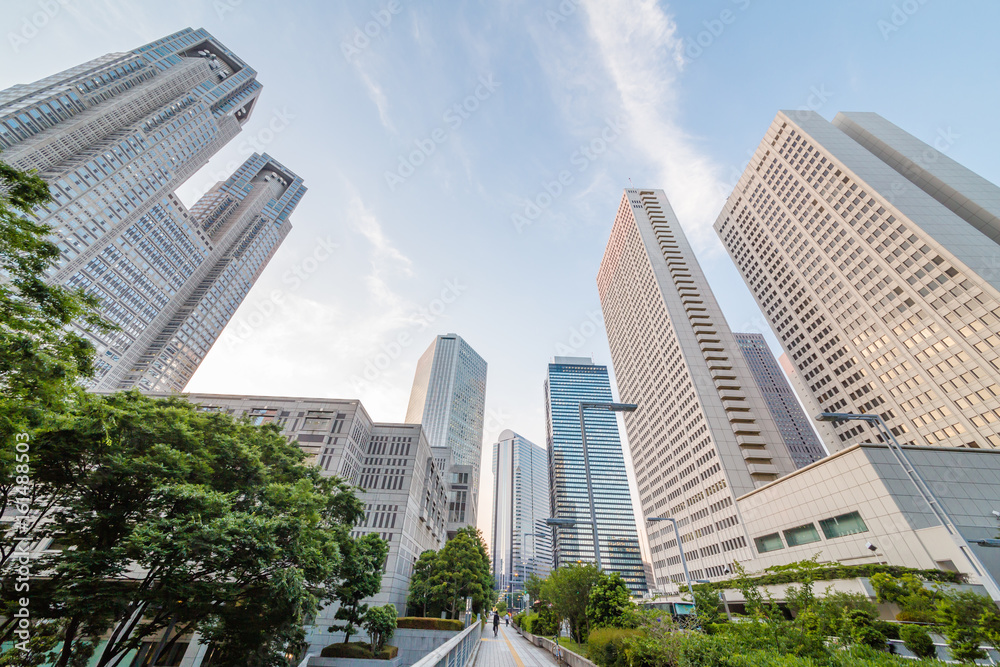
[0,28,303,392]
[596,190,798,588]
[491,430,553,609]
[405,334,488,536]
[154,393,449,655]
[544,358,647,594]
[734,333,827,467]
[714,111,1000,452]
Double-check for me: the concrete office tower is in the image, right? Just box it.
[544,357,647,594]
[779,352,839,448]
[491,430,553,609]
[596,189,798,588]
[734,333,827,467]
[715,111,1000,451]
[0,28,304,391]
[405,334,488,536]
[158,393,449,659]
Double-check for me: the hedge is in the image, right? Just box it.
[320,642,399,659]
[395,617,465,631]
[693,564,963,591]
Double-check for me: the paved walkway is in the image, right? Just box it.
[477,624,559,667]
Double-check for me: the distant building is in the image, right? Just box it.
[716,110,1000,452]
[544,357,647,594]
[157,392,449,658]
[0,28,305,392]
[491,429,553,610]
[405,334,488,536]
[734,333,827,467]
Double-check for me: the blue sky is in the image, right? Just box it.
[4,0,999,545]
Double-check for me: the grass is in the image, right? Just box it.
[557,636,588,658]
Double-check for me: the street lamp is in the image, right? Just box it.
[646,516,692,596]
[817,412,1000,606]
[578,401,638,571]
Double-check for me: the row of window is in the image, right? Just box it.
[754,510,868,554]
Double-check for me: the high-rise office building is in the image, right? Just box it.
[596,189,798,588]
[715,111,1000,451]
[405,334,488,536]
[491,429,553,610]
[734,332,827,467]
[544,357,647,594]
[0,28,304,391]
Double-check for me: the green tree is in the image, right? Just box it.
[329,533,390,642]
[0,391,365,667]
[0,159,111,573]
[540,563,603,643]
[364,605,397,656]
[900,624,937,659]
[587,572,634,630]
[870,572,940,622]
[690,586,724,632]
[937,590,992,663]
[406,550,440,617]
[427,527,493,619]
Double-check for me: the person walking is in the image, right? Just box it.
[493,610,500,637]
[505,613,509,627]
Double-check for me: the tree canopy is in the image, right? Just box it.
[406,527,492,619]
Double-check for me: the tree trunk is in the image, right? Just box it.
[54,616,81,667]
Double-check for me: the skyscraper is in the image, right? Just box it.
[544,357,647,594]
[596,189,798,588]
[715,111,1000,451]
[405,333,488,535]
[734,332,827,468]
[0,28,304,391]
[491,429,553,609]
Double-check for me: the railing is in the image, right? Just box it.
[411,620,482,667]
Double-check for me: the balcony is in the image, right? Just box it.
[735,433,766,447]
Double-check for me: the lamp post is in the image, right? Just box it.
[817,412,1000,606]
[646,516,692,596]
[578,401,637,571]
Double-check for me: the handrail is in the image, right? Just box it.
[296,654,314,667]
[410,620,482,667]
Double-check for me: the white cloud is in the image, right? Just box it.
[355,64,396,134]
[579,0,727,250]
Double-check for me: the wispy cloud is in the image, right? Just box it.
[580,0,725,250]
[355,64,395,134]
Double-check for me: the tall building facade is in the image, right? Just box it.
[0,28,304,391]
[715,111,1000,451]
[405,334,488,536]
[154,393,449,660]
[491,429,553,610]
[596,190,798,589]
[734,332,827,467]
[544,357,647,594]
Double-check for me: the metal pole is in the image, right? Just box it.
[668,517,692,595]
[579,403,602,571]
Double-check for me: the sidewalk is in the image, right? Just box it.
[477,624,559,667]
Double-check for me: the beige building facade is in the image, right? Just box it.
[715,111,1000,452]
[597,189,798,588]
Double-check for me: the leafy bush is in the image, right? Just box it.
[534,605,560,636]
[364,605,397,655]
[842,609,887,650]
[587,628,641,667]
[937,590,992,663]
[696,564,962,594]
[395,617,465,631]
[900,624,937,659]
[320,642,399,659]
[588,573,636,630]
[512,612,525,629]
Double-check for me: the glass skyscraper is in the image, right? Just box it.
[0,28,304,391]
[544,357,647,594]
[734,333,827,468]
[405,333,488,536]
[491,429,553,610]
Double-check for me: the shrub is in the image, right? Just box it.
[842,609,887,650]
[320,642,399,659]
[534,606,560,636]
[900,624,937,659]
[395,617,465,631]
[365,605,397,655]
[587,628,641,667]
[896,609,936,623]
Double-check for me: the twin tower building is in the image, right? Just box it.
[9,26,1000,634]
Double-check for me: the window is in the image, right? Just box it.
[754,532,784,553]
[783,523,821,546]
[819,511,868,539]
